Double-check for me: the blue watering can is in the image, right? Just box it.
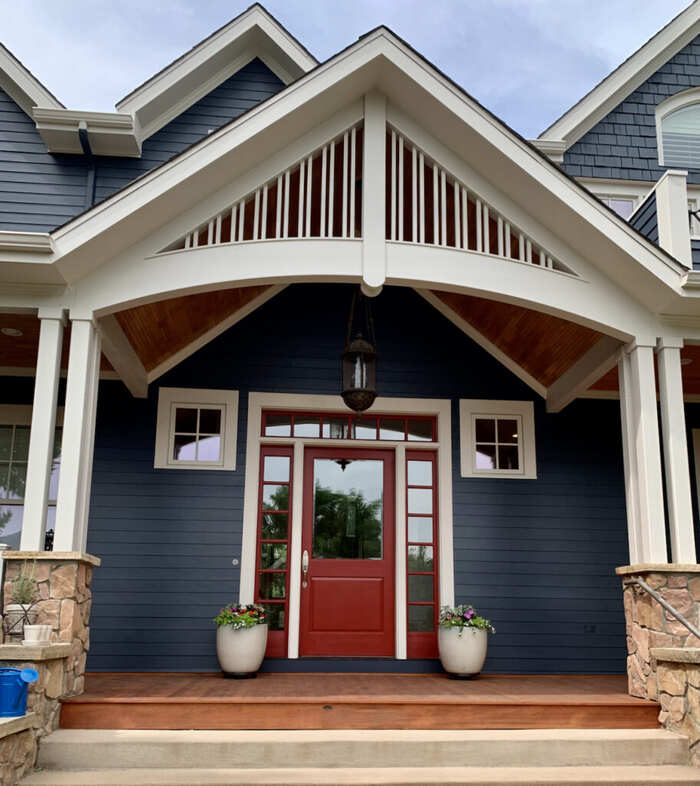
[0,668,39,717]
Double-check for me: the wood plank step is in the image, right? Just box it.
[19,765,700,785]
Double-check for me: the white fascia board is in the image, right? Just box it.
[115,6,317,142]
[0,232,54,255]
[32,108,140,157]
[539,3,700,147]
[0,43,63,116]
[529,138,566,163]
[47,27,690,313]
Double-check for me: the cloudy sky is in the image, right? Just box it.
[1,1,693,138]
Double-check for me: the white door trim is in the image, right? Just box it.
[240,391,454,659]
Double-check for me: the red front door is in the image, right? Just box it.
[299,446,395,656]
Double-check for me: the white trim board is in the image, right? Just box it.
[240,392,454,660]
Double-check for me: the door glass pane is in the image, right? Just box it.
[259,572,286,599]
[408,604,434,632]
[294,416,320,438]
[379,418,404,440]
[322,417,349,439]
[408,574,434,602]
[353,418,377,440]
[262,484,288,511]
[11,427,29,461]
[407,419,433,441]
[261,513,288,539]
[264,414,291,437]
[0,427,12,461]
[261,543,287,570]
[408,545,434,571]
[408,517,433,543]
[263,456,290,482]
[312,458,383,559]
[262,603,285,631]
[408,488,432,515]
[407,460,432,486]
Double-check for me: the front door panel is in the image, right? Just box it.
[299,447,395,656]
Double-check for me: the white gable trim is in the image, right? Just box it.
[539,2,700,148]
[0,43,63,116]
[116,5,317,142]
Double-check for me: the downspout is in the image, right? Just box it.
[78,121,97,210]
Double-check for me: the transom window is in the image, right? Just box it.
[0,406,62,549]
[154,388,238,470]
[459,400,536,479]
[262,411,436,442]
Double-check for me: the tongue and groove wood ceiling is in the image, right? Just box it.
[3,287,699,396]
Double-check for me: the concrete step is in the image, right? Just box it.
[19,764,700,785]
[34,729,691,771]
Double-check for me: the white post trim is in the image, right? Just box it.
[395,442,407,659]
[361,91,387,296]
[625,341,668,563]
[240,392,453,659]
[618,351,641,565]
[655,169,692,268]
[53,318,101,553]
[657,338,697,562]
[20,309,66,551]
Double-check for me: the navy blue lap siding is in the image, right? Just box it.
[0,59,283,232]
[72,284,631,674]
[561,35,700,184]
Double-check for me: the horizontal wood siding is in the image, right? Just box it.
[68,284,630,674]
[0,59,284,232]
[629,193,658,244]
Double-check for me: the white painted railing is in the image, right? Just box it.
[166,123,363,251]
[386,125,572,274]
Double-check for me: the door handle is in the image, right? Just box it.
[302,550,309,588]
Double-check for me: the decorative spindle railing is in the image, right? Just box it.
[385,126,572,274]
[165,123,364,251]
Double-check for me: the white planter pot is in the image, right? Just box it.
[216,624,268,678]
[438,626,488,678]
[22,624,52,645]
[4,604,38,640]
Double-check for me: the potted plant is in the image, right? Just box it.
[438,604,495,678]
[213,603,268,678]
[4,562,39,643]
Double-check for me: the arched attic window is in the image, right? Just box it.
[657,90,700,169]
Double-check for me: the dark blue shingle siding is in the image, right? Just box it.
[629,192,658,243]
[0,59,284,232]
[692,238,700,269]
[562,36,700,184]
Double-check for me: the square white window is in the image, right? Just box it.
[459,400,536,479]
[155,388,238,470]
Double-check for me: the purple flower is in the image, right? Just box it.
[465,609,474,620]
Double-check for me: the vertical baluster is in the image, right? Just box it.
[411,146,418,243]
[476,200,482,252]
[398,135,404,241]
[453,181,459,248]
[283,171,290,239]
[184,233,191,249]
[349,127,357,238]
[320,146,327,238]
[497,216,504,256]
[505,222,511,258]
[206,220,214,245]
[342,131,349,238]
[418,152,425,244]
[193,225,200,247]
[390,129,397,240]
[328,142,335,237]
[432,164,438,245]
[440,169,447,247]
[546,255,553,269]
[461,187,468,250]
[215,214,222,244]
[483,205,490,254]
[526,239,532,264]
[305,155,312,237]
[230,205,237,243]
[539,249,545,267]
[518,232,525,262]
[261,185,268,240]
[253,189,260,240]
[238,201,245,242]
[275,175,283,239]
[298,159,305,238]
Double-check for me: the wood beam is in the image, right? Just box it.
[98,314,148,398]
[546,335,622,413]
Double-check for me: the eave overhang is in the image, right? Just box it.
[32,109,140,157]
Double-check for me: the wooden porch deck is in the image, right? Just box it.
[59,673,660,730]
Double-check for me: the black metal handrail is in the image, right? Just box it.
[623,577,700,641]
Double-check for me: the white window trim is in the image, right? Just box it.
[459,399,536,479]
[154,387,238,471]
[655,88,700,168]
[239,392,454,661]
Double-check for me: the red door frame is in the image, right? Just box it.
[299,446,395,656]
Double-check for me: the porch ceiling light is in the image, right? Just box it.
[1,327,23,337]
[341,289,378,413]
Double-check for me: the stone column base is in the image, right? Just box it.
[617,564,700,700]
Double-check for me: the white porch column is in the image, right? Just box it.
[656,337,696,563]
[655,169,692,268]
[53,317,101,553]
[361,91,386,297]
[20,308,66,551]
[620,341,668,563]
